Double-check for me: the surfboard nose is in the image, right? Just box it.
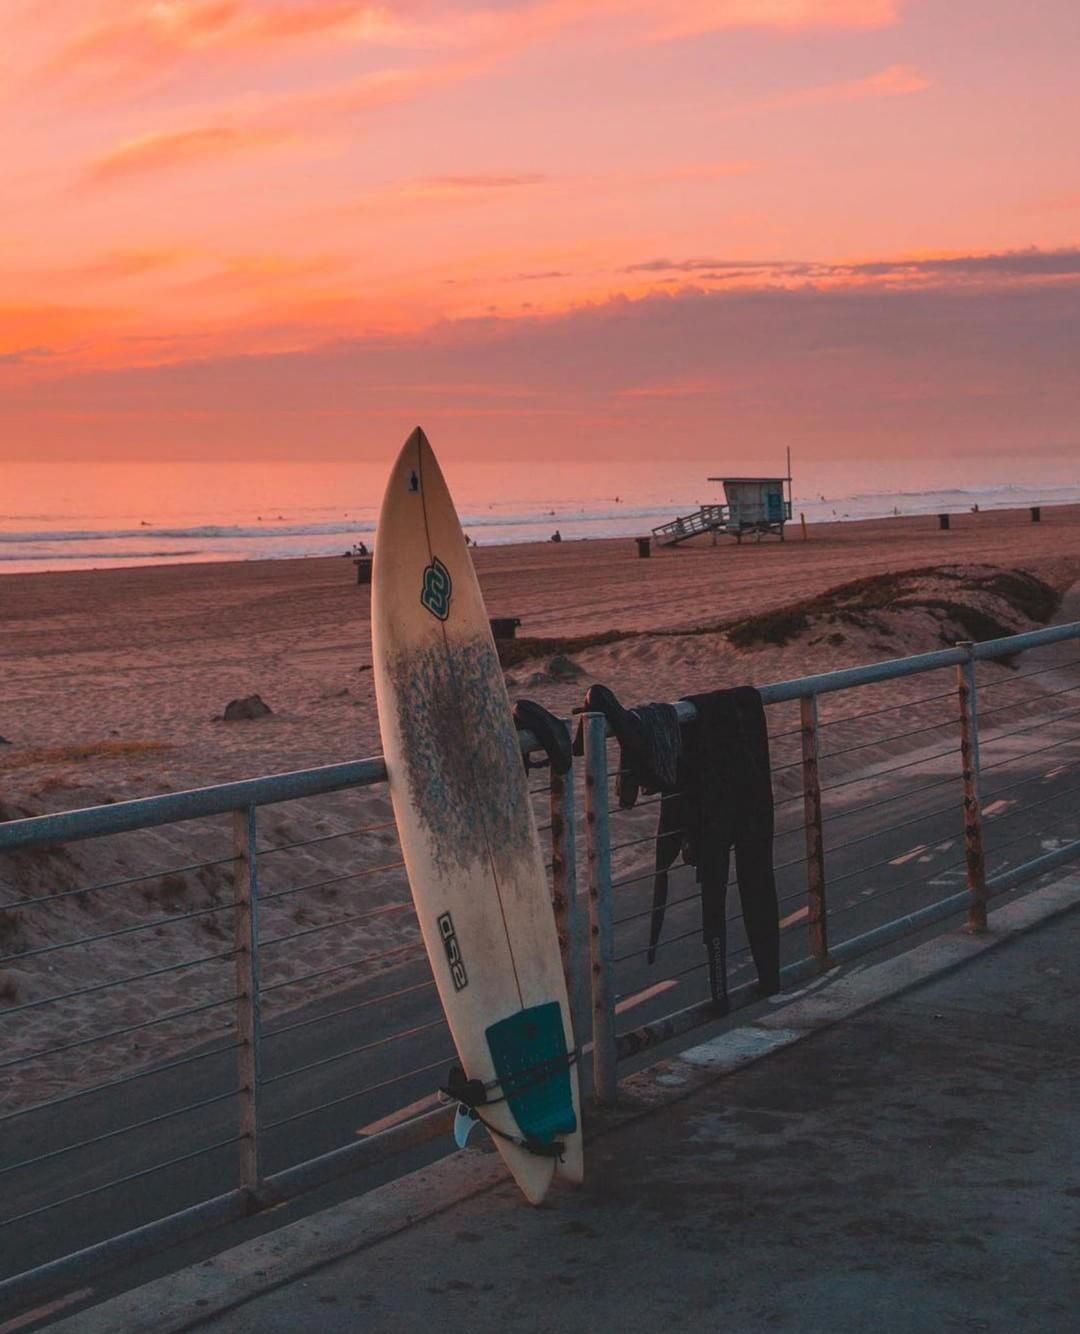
[400,425,430,465]
[388,426,443,499]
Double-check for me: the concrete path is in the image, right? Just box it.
[51,885,1080,1333]
[50,875,1077,1334]
[199,910,1080,1332]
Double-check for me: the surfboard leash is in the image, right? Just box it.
[440,1050,580,1161]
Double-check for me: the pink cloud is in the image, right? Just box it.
[641,0,902,42]
[756,63,929,112]
[34,1,908,106]
[46,2,376,91]
[87,126,292,182]
[6,273,1077,468]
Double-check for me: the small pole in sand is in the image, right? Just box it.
[800,511,808,541]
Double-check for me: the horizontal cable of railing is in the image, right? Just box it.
[0,945,236,1021]
[261,977,438,1042]
[0,1087,242,1182]
[0,992,239,1074]
[0,1039,241,1128]
[6,854,240,912]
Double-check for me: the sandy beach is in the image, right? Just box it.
[4,504,1080,789]
[2,504,1080,1110]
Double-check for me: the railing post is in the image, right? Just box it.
[550,760,588,1050]
[583,712,617,1105]
[232,804,263,1195]
[800,693,829,968]
[956,641,987,932]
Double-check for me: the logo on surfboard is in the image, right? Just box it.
[437,911,468,990]
[420,556,452,621]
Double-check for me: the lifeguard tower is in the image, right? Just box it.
[651,453,793,547]
[708,474,792,542]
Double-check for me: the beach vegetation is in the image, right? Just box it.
[728,609,810,649]
[494,565,1059,668]
[968,569,1059,623]
[140,872,192,911]
[916,600,1019,646]
[727,565,1058,654]
[496,630,627,669]
[0,739,173,772]
[0,909,27,954]
[200,914,229,940]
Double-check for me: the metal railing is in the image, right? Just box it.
[585,621,1080,1097]
[2,620,1079,1316]
[0,744,576,1314]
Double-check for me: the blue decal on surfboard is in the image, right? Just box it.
[486,1002,577,1145]
[420,556,453,621]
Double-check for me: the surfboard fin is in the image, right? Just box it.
[453,1105,481,1149]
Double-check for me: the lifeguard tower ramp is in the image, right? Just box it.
[650,503,728,547]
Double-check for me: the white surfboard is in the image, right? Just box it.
[371,427,582,1204]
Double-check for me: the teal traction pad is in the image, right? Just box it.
[485,1002,577,1144]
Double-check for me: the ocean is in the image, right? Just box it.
[2,459,1079,576]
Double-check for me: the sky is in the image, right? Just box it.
[2,0,1079,476]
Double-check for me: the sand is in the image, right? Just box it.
[2,504,1080,1111]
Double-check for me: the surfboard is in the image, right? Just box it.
[371,427,582,1204]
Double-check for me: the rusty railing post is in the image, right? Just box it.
[956,642,987,932]
[583,712,617,1104]
[550,755,588,1051]
[233,804,264,1195]
[800,693,829,967]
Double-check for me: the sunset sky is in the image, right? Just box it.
[3,0,1078,473]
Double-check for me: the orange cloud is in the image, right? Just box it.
[46,2,377,92]
[641,0,902,42]
[88,126,291,182]
[80,247,195,279]
[757,63,929,111]
[421,173,547,191]
[639,161,758,185]
[0,299,128,358]
[619,377,721,398]
[34,1,908,107]
[292,58,485,119]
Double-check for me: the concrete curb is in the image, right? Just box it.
[48,873,1080,1334]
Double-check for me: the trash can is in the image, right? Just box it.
[1031,506,1041,523]
[354,556,373,585]
[489,617,522,640]
[636,536,651,559]
[938,514,951,531]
